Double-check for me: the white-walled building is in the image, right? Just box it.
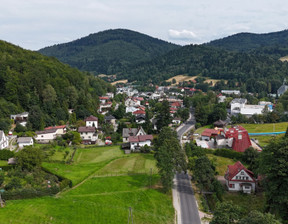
[122,127,146,142]
[17,137,34,149]
[84,115,98,128]
[78,126,98,144]
[128,135,153,151]
[0,131,9,150]
[35,129,58,143]
[225,161,256,194]
[230,98,272,117]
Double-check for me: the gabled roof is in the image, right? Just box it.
[128,135,153,143]
[84,115,98,122]
[78,126,96,133]
[17,137,33,144]
[133,110,145,115]
[224,126,251,152]
[105,115,116,120]
[201,129,220,137]
[225,161,255,181]
[122,127,147,138]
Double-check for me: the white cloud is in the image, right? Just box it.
[168,29,198,40]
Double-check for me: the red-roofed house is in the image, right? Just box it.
[223,126,251,152]
[201,129,220,141]
[133,110,146,115]
[224,161,256,193]
[128,135,153,151]
[45,125,67,135]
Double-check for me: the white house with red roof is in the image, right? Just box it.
[128,135,153,151]
[44,125,66,135]
[225,161,256,194]
[201,129,221,141]
[84,115,98,128]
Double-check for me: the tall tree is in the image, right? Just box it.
[156,100,171,131]
[259,136,288,221]
[155,127,186,192]
[210,201,242,224]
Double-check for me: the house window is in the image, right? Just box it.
[240,171,244,175]
[246,177,248,180]
[229,184,235,188]
[244,186,250,189]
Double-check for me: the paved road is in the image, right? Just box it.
[173,107,201,224]
[177,107,195,140]
[175,172,201,224]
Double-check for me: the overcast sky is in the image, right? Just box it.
[1,0,288,50]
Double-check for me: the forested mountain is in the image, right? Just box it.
[118,44,288,93]
[0,40,114,131]
[39,29,180,75]
[206,29,288,58]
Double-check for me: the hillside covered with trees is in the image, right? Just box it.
[0,40,114,131]
[118,44,288,93]
[39,29,180,75]
[206,29,288,58]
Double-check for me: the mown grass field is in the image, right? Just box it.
[0,146,172,224]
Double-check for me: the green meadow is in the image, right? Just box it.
[0,146,173,224]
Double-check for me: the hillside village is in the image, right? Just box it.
[0,29,288,224]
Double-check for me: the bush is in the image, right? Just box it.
[213,148,243,160]
[0,149,14,160]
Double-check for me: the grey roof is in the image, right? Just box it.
[136,114,146,119]
[105,115,116,120]
[122,126,146,138]
[78,126,96,133]
[36,129,57,135]
[17,137,33,144]
[231,98,247,104]
[277,85,288,96]
[122,128,138,138]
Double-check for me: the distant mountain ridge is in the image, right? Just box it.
[206,29,288,57]
[39,29,180,75]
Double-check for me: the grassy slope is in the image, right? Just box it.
[0,146,172,224]
[207,154,236,176]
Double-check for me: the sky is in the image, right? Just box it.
[1,0,288,50]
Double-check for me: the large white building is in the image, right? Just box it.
[0,131,9,150]
[230,98,272,117]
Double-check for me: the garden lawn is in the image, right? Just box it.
[0,175,174,224]
[240,122,288,133]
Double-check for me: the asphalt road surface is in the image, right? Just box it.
[177,107,195,140]
[174,107,201,224]
[175,172,201,224]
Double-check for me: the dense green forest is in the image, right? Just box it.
[0,40,114,131]
[118,44,288,93]
[39,29,180,75]
[206,29,288,58]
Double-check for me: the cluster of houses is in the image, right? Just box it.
[98,93,114,115]
[196,122,257,152]
[122,126,153,152]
